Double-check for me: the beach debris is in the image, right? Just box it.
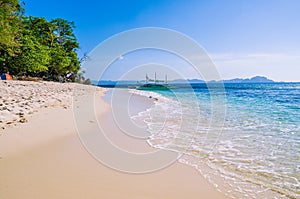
[0,73,13,80]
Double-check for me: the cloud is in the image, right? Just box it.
[118,55,125,60]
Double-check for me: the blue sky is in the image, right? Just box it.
[25,0,300,81]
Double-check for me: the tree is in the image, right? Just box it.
[10,30,50,75]
[0,2,81,80]
[51,18,79,51]
[46,18,80,80]
[23,16,56,47]
[0,0,22,73]
[0,0,22,54]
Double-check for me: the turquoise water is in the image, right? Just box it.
[131,83,300,199]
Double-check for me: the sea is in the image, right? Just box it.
[130,83,300,199]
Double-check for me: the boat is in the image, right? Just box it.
[136,73,170,90]
[136,83,169,90]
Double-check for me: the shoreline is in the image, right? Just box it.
[0,82,228,199]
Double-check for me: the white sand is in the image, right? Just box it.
[0,80,95,130]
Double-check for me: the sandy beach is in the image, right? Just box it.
[0,80,228,199]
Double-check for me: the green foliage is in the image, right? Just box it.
[11,32,50,74]
[51,18,79,51]
[23,16,55,47]
[0,1,81,81]
[49,46,72,74]
[0,0,22,55]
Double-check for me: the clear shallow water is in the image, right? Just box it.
[130,83,300,199]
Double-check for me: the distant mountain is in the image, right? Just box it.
[166,76,274,83]
[96,79,206,85]
[170,79,205,83]
[96,80,140,87]
[188,79,205,83]
[223,76,274,83]
[93,80,116,86]
[93,76,275,86]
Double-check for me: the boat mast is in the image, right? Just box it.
[165,75,168,84]
[146,73,149,84]
[155,72,157,84]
